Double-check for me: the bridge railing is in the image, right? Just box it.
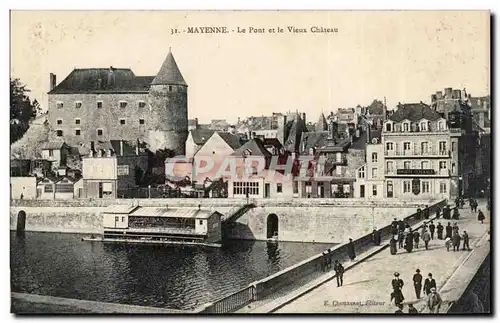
[199,285,255,313]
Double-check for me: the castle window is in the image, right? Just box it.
[75,102,82,109]
[138,101,146,108]
[96,101,103,109]
[56,102,63,109]
[119,101,127,108]
[168,85,173,92]
[56,130,63,137]
[120,119,126,125]
[75,129,81,136]
[56,119,63,125]
[97,129,103,136]
[139,119,145,125]
[75,118,81,125]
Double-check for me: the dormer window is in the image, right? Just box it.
[402,122,410,132]
[420,121,428,131]
[438,120,446,131]
[385,122,392,132]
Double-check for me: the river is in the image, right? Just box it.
[10,231,333,310]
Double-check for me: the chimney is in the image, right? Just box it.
[49,73,57,91]
[366,126,371,144]
[107,66,115,87]
[452,89,461,99]
[90,141,95,152]
[302,113,306,125]
[120,140,124,156]
[97,78,102,89]
[436,91,443,99]
[136,139,140,155]
[383,97,387,122]
[431,94,437,103]
[444,88,453,98]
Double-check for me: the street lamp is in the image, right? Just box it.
[148,185,151,199]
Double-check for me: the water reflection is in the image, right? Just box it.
[11,232,333,310]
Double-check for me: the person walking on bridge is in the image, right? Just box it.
[334,260,344,287]
[437,222,444,240]
[390,236,397,255]
[346,238,356,261]
[424,273,436,296]
[478,209,485,224]
[391,272,405,307]
[462,231,471,251]
[452,231,461,252]
[422,230,431,250]
[398,230,405,249]
[427,288,442,313]
[445,222,453,239]
[372,227,381,246]
[429,221,436,240]
[413,230,420,249]
[413,269,423,299]
[405,230,414,253]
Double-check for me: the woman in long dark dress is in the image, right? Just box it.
[405,231,414,253]
[390,236,397,255]
[478,210,485,224]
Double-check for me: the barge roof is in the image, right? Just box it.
[129,207,220,219]
[102,205,140,214]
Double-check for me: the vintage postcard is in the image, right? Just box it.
[9,10,491,315]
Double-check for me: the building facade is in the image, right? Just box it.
[47,50,188,154]
[381,103,453,201]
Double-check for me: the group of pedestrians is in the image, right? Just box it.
[392,270,443,314]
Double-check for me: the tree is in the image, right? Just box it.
[10,78,37,144]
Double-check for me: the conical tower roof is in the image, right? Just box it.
[151,50,187,86]
[316,112,328,132]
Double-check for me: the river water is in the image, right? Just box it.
[10,232,333,310]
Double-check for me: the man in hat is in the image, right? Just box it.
[436,222,444,240]
[334,260,344,287]
[462,230,471,251]
[423,273,436,296]
[422,230,431,250]
[427,288,442,313]
[429,221,436,240]
[412,269,423,299]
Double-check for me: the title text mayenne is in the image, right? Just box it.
[186,26,337,33]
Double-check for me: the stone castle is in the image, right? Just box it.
[47,49,188,154]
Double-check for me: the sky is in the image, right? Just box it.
[10,10,490,124]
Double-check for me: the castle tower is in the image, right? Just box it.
[148,49,188,154]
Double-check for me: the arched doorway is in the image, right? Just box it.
[17,210,26,233]
[266,214,279,239]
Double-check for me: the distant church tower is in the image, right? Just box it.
[148,49,188,155]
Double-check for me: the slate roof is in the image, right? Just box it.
[151,51,187,86]
[316,113,328,131]
[217,132,243,150]
[389,103,442,122]
[190,129,216,145]
[231,138,272,158]
[300,131,330,153]
[49,68,155,94]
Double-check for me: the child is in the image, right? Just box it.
[445,237,452,252]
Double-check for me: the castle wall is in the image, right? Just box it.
[48,93,150,145]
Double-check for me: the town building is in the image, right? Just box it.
[81,140,148,198]
[47,49,188,154]
[41,141,71,169]
[354,132,384,199]
[295,117,367,198]
[381,102,456,200]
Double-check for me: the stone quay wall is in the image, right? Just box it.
[10,198,435,240]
